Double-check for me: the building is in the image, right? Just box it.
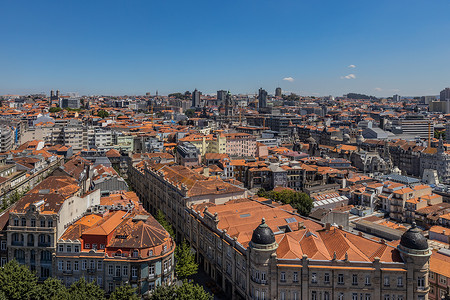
[275,87,282,98]
[185,197,432,300]
[393,94,401,102]
[440,88,450,101]
[217,90,227,105]
[176,142,200,167]
[55,191,175,296]
[258,88,268,109]
[192,89,201,108]
[4,176,100,280]
[0,126,13,153]
[59,98,81,109]
[223,133,256,157]
[128,161,247,241]
[429,249,450,300]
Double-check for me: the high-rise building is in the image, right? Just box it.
[258,88,268,109]
[393,94,401,102]
[441,88,450,101]
[217,90,227,105]
[275,87,282,97]
[192,89,201,108]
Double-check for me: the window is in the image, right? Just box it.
[397,296,403,300]
[66,261,71,271]
[100,244,105,249]
[123,265,128,277]
[97,277,102,287]
[261,272,266,283]
[384,295,390,300]
[58,244,64,252]
[384,276,390,286]
[131,266,137,278]
[324,273,330,284]
[352,293,358,300]
[31,218,36,227]
[85,243,90,249]
[97,261,102,271]
[417,276,425,290]
[74,245,80,253]
[48,219,53,227]
[352,274,358,285]
[293,271,298,282]
[21,218,26,226]
[13,218,19,226]
[132,250,139,258]
[82,260,87,270]
[74,261,79,271]
[338,293,344,300]
[148,250,153,256]
[164,261,168,273]
[324,292,329,300]
[58,261,63,271]
[338,273,344,285]
[365,275,371,286]
[108,282,114,292]
[280,291,286,300]
[440,276,447,285]
[89,260,95,270]
[280,272,286,282]
[148,265,154,278]
[430,272,435,280]
[115,265,121,277]
[92,244,97,250]
[40,219,45,227]
[108,265,113,276]
[311,291,317,300]
[311,272,317,283]
[365,294,371,300]
[66,245,71,253]
[397,276,403,287]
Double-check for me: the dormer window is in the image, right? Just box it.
[31,218,36,227]
[40,219,45,227]
[148,250,153,256]
[21,218,26,226]
[48,219,53,227]
[85,243,90,249]
[132,250,139,258]
[13,218,19,226]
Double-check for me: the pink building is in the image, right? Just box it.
[224,133,256,157]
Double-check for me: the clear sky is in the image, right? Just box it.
[1,0,450,97]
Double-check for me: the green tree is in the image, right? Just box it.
[97,110,109,118]
[0,260,39,300]
[36,277,69,300]
[49,107,62,113]
[176,281,213,300]
[258,189,314,216]
[155,209,175,237]
[109,284,139,300]
[175,240,198,279]
[184,109,195,118]
[68,277,105,300]
[149,281,212,300]
[149,284,177,300]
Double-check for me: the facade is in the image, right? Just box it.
[440,88,450,101]
[429,249,450,300]
[185,198,432,300]
[4,176,100,280]
[192,89,201,108]
[217,90,227,105]
[258,88,268,109]
[176,142,200,167]
[55,192,175,296]
[59,98,81,109]
[0,126,13,153]
[224,133,257,157]
[275,87,282,97]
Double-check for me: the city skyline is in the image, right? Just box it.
[1,0,450,96]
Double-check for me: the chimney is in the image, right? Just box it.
[325,223,331,230]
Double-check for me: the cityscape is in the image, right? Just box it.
[1,1,450,300]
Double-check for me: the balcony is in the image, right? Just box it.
[38,242,51,247]
[11,241,24,246]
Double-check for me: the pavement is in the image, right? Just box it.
[190,269,228,300]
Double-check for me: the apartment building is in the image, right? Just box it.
[223,133,256,157]
[55,192,175,296]
[185,198,431,300]
[3,176,100,280]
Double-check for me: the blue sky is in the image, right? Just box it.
[1,0,450,97]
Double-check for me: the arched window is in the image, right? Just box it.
[13,217,19,226]
[27,234,34,246]
[14,249,25,263]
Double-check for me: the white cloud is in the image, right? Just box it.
[348,64,356,68]
[374,87,383,91]
[283,77,294,82]
[341,74,356,79]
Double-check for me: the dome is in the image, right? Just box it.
[251,218,275,245]
[400,223,428,250]
[343,133,351,141]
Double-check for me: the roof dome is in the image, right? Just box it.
[251,218,275,245]
[343,133,351,140]
[400,223,428,250]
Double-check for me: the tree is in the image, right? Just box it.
[155,209,175,237]
[0,260,39,300]
[257,189,313,216]
[49,107,62,113]
[36,277,69,300]
[149,284,177,300]
[149,281,212,300]
[184,109,195,118]
[175,240,198,279]
[176,281,213,300]
[68,277,105,300]
[97,110,109,118]
[109,284,139,300]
